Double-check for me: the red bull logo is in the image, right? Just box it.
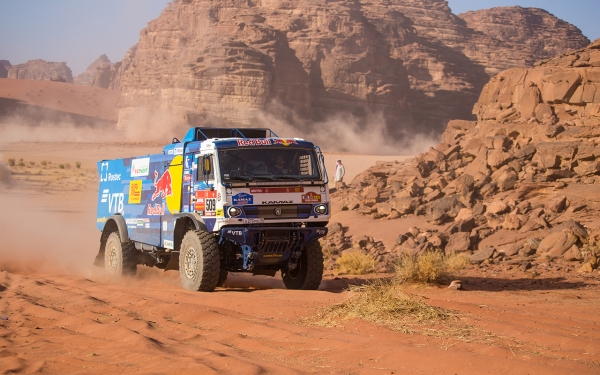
[273,139,297,146]
[152,170,172,201]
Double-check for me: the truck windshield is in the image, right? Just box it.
[218,147,322,183]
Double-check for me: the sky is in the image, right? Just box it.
[1,0,598,76]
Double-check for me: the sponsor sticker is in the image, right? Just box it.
[131,158,150,177]
[237,139,272,146]
[128,180,142,204]
[216,208,224,217]
[99,162,109,182]
[183,174,192,183]
[301,191,321,203]
[262,200,292,204]
[273,139,298,146]
[232,192,253,205]
[152,170,172,201]
[96,217,107,223]
[148,203,165,215]
[173,147,183,155]
[163,240,174,249]
[250,187,304,194]
[162,221,168,231]
[242,218,265,224]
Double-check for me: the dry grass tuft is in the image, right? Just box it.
[307,279,449,333]
[394,251,447,284]
[446,252,470,272]
[336,251,375,275]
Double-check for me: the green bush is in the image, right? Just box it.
[7,159,15,167]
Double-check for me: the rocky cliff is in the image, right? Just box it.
[116,0,589,141]
[327,39,600,273]
[7,60,73,83]
[74,54,122,89]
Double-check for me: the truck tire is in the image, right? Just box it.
[179,230,220,292]
[282,241,324,290]
[104,232,137,277]
[216,269,228,287]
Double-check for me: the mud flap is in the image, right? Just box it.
[164,252,180,271]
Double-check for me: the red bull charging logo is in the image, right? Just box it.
[151,170,173,201]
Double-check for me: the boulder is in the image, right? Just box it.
[491,166,518,191]
[445,232,471,254]
[487,200,509,215]
[470,247,497,264]
[424,195,465,225]
[537,231,578,258]
[545,195,568,214]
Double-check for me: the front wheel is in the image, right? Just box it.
[104,232,137,278]
[282,241,324,290]
[179,230,220,292]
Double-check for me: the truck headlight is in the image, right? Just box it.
[228,206,242,217]
[314,204,327,215]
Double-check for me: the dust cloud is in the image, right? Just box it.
[255,101,437,156]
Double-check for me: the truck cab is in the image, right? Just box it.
[95,128,329,291]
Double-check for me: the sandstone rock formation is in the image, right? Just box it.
[325,39,600,272]
[115,0,589,139]
[7,60,73,83]
[74,54,122,89]
[0,60,10,78]
[458,7,590,75]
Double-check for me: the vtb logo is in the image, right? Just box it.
[152,170,172,201]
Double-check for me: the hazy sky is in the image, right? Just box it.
[1,0,598,76]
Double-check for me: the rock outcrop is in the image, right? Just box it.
[74,54,122,89]
[7,60,73,83]
[458,7,590,75]
[115,0,589,139]
[326,39,600,272]
[0,60,10,78]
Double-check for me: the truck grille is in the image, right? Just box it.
[243,204,312,219]
[262,242,289,253]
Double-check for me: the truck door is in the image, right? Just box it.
[155,155,183,250]
[192,153,217,218]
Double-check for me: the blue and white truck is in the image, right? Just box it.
[95,127,329,291]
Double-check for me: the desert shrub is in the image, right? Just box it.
[18,158,25,167]
[59,164,65,169]
[337,251,375,275]
[75,161,81,169]
[64,163,71,169]
[322,245,338,260]
[395,250,447,284]
[41,160,47,167]
[28,161,35,167]
[7,159,15,167]
[446,252,470,272]
[309,279,449,332]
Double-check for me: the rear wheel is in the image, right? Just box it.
[179,230,220,292]
[104,232,137,278]
[282,241,324,290]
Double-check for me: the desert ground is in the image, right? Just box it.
[0,78,599,374]
[0,141,598,375]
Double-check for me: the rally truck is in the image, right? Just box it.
[95,127,330,291]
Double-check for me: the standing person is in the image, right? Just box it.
[334,159,345,185]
